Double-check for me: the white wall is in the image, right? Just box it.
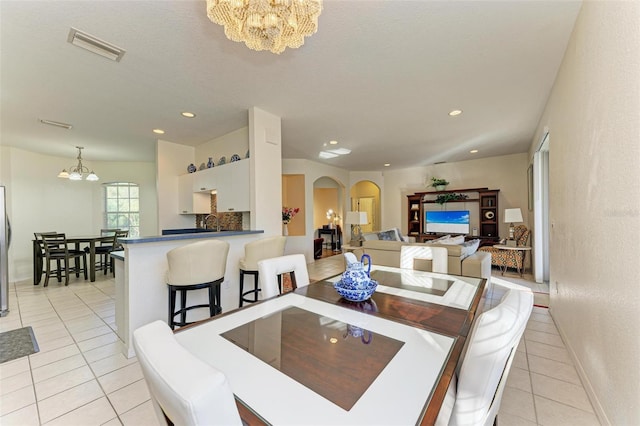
[2,146,157,282]
[156,139,194,231]
[381,153,529,239]
[195,127,249,167]
[528,2,640,424]
[249,107,282,236]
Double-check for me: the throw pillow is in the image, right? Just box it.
[438,235,465,245]
[460,239,481,259]
[378,229,400,241]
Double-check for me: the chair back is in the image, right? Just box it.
[99,228,119,246]
[133,320,241,426]
[449,289,533,426]
[42,233,69,257]
[257,254,310,299]
[514,225,530,246]
[34,232,57,252]
[399,245,448,273]
[114,229,129,251]
[166,240,229,286]
[241,236,287,270]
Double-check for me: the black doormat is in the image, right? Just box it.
[0,326,39,364]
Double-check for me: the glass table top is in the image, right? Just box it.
[222,306,404,411]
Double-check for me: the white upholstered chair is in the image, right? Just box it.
[435,288,533,426]
[400,245,449,273]
[239,236,287,307]
[166,239,229,329]
[133,320,242,426]
[257,254,310,300]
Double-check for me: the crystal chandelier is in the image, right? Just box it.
[57,146,99,181]
[206,0,322,54]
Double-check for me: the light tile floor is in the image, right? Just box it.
[0,257,600,425]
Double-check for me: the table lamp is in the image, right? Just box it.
[346,211,368,246]
[504,208,523,247]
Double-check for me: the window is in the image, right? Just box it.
[104,182,140,237]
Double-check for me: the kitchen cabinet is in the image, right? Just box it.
[192,167,217,192]
[178,173,210,214]
[216,160,250,212]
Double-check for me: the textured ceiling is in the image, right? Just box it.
[0,1,581,170]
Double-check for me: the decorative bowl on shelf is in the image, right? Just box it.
[333,279,378,302]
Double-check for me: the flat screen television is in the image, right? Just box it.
[425,210,470,235]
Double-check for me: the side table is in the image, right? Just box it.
[492,245,532,277]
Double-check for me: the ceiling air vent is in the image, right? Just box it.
[39,119,73,130]
[67,28,126,62]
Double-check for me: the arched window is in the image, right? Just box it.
[104,182,140,237]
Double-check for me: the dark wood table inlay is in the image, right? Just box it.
[222,306,404,411]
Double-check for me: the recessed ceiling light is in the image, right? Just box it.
[329,140,338,145]
[181,112,196,118]
[153,129,165,134]
[449,109,463,116]
[384,163,390,167]
[470,149,478,153]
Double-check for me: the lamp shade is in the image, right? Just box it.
[346,211,368,225]
[504,208,523,223]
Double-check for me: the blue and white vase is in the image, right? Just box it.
[207,157,214,168]
[187,163,196,173]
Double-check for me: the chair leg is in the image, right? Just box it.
[168,286,177,330]
[83,254,88,280]
[180,289,187,327]
[252,272,259,302]
[63,259,70,286]
[56,259,62,282]
[44,258,51,287]
[208,285,216,317]
[75,257,80,278]
[239,270,245,308]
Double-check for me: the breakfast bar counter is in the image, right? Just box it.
[117,230,264,357]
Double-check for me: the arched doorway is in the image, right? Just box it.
[313,176,346,256]
[350,180,381,237]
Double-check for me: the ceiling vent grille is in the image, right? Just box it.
[67,28,126,62]
[39,119,73,130]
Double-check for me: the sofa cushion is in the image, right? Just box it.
[362,232,379,241]
[363,240,407,251]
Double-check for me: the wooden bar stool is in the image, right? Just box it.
[166,239,229,330]
[238,236,286,307]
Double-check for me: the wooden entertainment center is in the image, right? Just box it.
[407,187,501,246]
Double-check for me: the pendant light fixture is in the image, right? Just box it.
[57,146,99,181]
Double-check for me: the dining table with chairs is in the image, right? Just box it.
[171,264,488,425]
[33,229,127,285]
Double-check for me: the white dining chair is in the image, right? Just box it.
[400,245,449,273]
[133,320,242,426]
[435,288,533,426]
[257,254,310,299]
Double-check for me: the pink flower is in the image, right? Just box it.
[282,207,300,224]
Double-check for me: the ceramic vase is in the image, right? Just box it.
[283,223,289,236]
[207,157,214,168]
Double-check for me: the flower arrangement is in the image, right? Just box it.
[282,206,300,224]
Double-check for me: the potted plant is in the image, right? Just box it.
[435,193,469,205]
[430,177,450,191]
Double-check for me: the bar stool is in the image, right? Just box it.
[238,236,286,307]
[166,239,229,330]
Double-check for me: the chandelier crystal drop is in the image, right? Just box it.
[57,146,99,181]
[206,0,322,54]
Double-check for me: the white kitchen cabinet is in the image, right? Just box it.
[192,167,218,192]
[216,160,250,212]
[178,173,210,214]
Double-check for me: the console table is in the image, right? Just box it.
[317,228,341,252]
